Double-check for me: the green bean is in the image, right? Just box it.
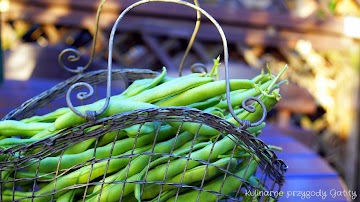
[26,125,177,173]
[127,74,214,104]
[136,141,210,179]
[51,75,210,132]
[119,193,138,202]
[0,120,52,137]
[0,137,40,149]
[168,121,218,137]
[86,141,209,201]
[140,157,238,200]
[64,137,97,155]
[168,104,256,138]
[63,125,105,154]
[250,67,275,84]
[19,68,166,125]
[149,189,181,202]
[141,135,236,185]
[21,107,70,123]
[167,158,258,202]
[54,101,157,130]
[246,122,266,136]
[156,79,254,107]
[223,67,286,127]
[227,89,281,125]
[167,81,276,137]
[187,96,221,110]
[123,122,158,138]
[30,126,59,139]
[89,131,195,198]
[86,141,209,202]
[1,189,33,202]
[121,67,167,97]
[14,171,55,182]
[22,146,152,202]
[96,130,127,147]
[215,80,272,109]
[57,188,84,202]
[224,107,245,119]
[2,177,33,189]
[122,78,153,95]
[203,106,225,118]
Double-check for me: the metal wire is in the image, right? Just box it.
[58,0,105,73]
[1,68,159,121]
[178,0,202,77]
[0,107,287,201]
[87,0,268,128]
[59,0,109,122]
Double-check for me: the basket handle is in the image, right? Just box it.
[65,0,267,128]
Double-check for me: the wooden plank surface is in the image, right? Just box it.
[0,78,351,202]
[6,0,356,50]
[8,0,348,36]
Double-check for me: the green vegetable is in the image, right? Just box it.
[139,157,238,200]
[214,79,272,109]
[156,79,254,106]
[54,101,157,130]
[21,107,70,123]
[187,96,221,110]
[0,137,40,149]
[140,135,236,185]
[56,188,84,202]
[0,120,52,137]
[21,146,152,202]
[167,158,258,202]
[26,125,176,173]
[86,141,210,202]
[127,74,213,103]
[121,67,167,97]
[88,131,196,200]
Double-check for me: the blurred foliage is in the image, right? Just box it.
[329,0,360,16]
[269,40,359,139]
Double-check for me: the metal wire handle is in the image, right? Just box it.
[178,0,201,76]
[62,0,267,128]
[107,0,267,128]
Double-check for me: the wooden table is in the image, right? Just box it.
[0,78,352,202]
[262,126,352,202]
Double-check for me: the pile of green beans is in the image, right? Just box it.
[0,62,287,202]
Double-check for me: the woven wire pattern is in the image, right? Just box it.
[0,65,287,202]
[0,106,286,201]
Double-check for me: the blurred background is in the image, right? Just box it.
[0,0,359,196]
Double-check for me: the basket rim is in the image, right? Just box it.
[1,106,287,186]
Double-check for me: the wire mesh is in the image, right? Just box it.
[0,66,286,201]
[0,106,286,202]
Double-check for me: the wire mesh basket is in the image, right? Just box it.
[0,0,287,201]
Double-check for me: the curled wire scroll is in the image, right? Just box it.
[59,0,111,120]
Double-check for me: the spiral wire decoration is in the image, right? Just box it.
[59,0,112,121]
